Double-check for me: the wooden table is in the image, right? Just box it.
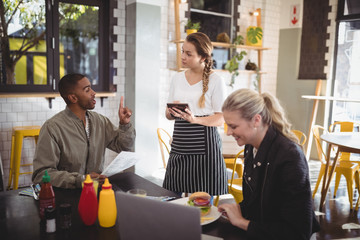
[0,172,248,240]
[301,92,360,161]
[319,132,360,210]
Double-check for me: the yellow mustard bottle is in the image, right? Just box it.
[98,178,117,227]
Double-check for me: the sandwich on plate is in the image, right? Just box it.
[187,192,211,216]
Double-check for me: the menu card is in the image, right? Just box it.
[101,151,140,177]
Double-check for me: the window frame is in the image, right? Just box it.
[336,0,360,20]
[185,0,240,70]
[188,0,238,42]
[328,0,360,122]
[0,0,116,93]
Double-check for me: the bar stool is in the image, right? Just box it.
[7,126,41,190]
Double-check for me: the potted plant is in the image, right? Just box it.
[185,19,201,35]
[245,60,260,91]
[225,35,247,87]
[233,35,245,45]
[246,26,263,46]
[216,32,230,43]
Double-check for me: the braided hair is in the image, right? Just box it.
[185,32,213,108]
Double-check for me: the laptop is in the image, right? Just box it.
[116,192,202,240]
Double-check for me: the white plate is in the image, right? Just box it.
[170,197,222,225]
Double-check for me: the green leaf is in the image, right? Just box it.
[233,35,244,45]
[247,27,263,44]
[185,19,201,30]
[192,22,201,30]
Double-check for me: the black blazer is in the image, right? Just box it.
[240,126,320,240]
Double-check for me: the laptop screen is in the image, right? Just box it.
[116,192,202,240]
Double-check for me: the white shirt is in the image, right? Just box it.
[167,71,226,116]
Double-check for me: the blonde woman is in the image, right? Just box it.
[218,88,319,239]
[163,32,227,196]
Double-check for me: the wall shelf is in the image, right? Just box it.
[170,38,269,90]
[171,40,270,51]
[0,92,116,108]
[171,1,269,92]
[170,67,267,75]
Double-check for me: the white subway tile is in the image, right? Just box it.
[0,132,7,142]
[6,98,17,103]
[18,113,29,122]
[0,113,6,122]
[114,26,122,35]
[6,113,17,122]
[3,140,11,151]
[114,8,122,18]
[1,103,12,113]
[1,122,12,130]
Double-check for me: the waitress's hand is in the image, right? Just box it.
[218,203,250,231]
[169,107,196,123]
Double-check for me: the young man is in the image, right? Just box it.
[32,73,136,188]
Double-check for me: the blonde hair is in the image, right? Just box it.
[222,89,299,144]
[185,32,213,108]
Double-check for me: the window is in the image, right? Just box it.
[331,0,360,121]
[343,0,360,15]
[187,0,239,69]
[0,0,114,93]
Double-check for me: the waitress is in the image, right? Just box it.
[163,32,227,197]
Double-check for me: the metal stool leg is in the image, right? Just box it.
[355,171,360,211]
[7,135,15,190]
[7,126,41,190]
[13,131,24,190]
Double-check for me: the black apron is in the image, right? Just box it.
[163,118,228,195]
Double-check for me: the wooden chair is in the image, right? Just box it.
[151,128,172,182]
[312,125,360,209]
[228,150,245,204]
[292,130,307,146]
[213,150,244,206]
[157,128,172,168]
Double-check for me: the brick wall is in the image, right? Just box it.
[159,0,281,131]
[0,0,282,187]
[0,0,125,188]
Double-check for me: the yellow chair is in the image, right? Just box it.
[224,157,243,180]
[228,150,245,204]
[157,128,172,168]
[328,121,360,199]
[292,130,307,146]
[329,121,360,161]
[7,126,41,190]
[312,125,360,209]
[213,150,244,206]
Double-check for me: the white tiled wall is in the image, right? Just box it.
[0,0,126,189]
[0,0,282,188]
[160,0,281,130]
[1,97,63,188]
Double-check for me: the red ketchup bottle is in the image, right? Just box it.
[39,170,56,220]
[78,174,98,225]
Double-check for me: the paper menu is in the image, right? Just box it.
[101,151,140,177]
